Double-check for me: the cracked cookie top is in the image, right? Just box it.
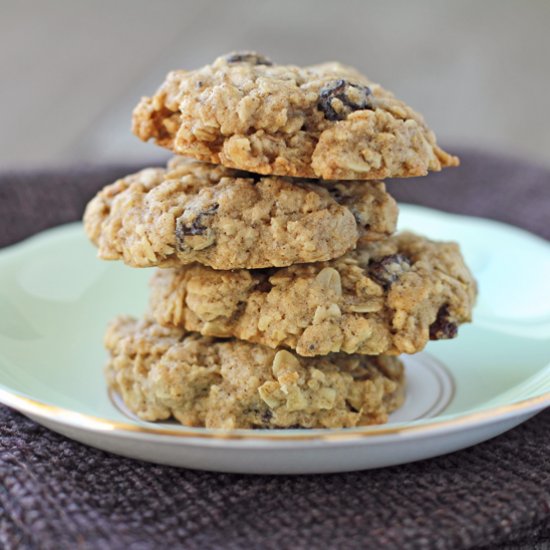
[83,157,398,270]
[132,52,458,180]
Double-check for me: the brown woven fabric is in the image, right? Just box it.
[0,149,549,549]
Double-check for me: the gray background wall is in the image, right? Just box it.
[2,0,549,169]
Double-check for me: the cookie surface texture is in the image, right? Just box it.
[149,232,477,356]
[105,316,405,429]
[132,52,458,180]
[84,157,398,269]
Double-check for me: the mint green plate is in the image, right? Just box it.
[0,204,548,474]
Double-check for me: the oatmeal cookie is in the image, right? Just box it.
[132,52,458,180]
[105,316,405,429]
[83,157,397,270]
[149,232,477,356]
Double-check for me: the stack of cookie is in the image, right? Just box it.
[84,52,476,429]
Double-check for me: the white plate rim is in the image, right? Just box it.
[1,384,548,446]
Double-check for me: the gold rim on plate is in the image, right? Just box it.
[0,385,548,442]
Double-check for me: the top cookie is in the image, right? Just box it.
[132,52,458,180]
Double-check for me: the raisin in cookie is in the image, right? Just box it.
[132,52,458,180]
[83,157,397,270]
[149,232,477,357]
[105,316,405,429]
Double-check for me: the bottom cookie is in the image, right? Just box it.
[105,316,406,429]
